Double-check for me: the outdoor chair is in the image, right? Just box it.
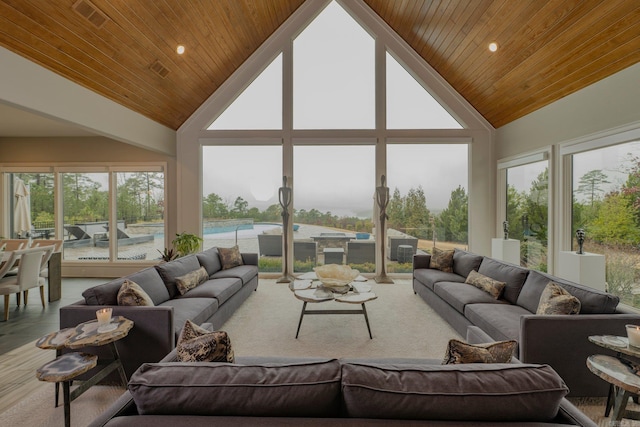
[347,240,376,265]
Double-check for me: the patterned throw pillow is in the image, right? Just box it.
[117,279,154,306]
[465,270,506,299]
[175,266,209,295]
[218,245,243,270]
[536,282,581,315]
[442,339,517,364]
[176,320,235,363]
[429,247,454,273]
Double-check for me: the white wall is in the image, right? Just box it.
[496,62,640,157]
[0,46,176,156]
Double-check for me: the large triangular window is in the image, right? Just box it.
[208,54,282,130]
[293,1,374,129]
[386,52,462,129]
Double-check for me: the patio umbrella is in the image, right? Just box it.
[14,177,31,238]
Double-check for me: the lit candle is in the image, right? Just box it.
[626,325,640,347]
[96,308,112,327]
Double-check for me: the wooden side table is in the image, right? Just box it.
[35,316,133,427]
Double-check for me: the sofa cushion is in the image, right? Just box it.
[218,245,244,270]
[464,303,531,343]
[126,267,172,305]
[517,270,619,314]
[453,248,484,278]
[429,248,454,273]
[465,270,506,299]
[413,269,465,291]
[442,339,517,364]
[478,258,529,304]
[176,267,209,295]
[537,282,581,315]
[178,278,242,306]
[155,255,201,299]
[341,362,568,421]
[82,278,125,305]
[159,297,219,339]
[212,265,258,285]
[434,282,508,314]
[117,280,154,306]
[196,247,222,276]
[128,359,342,417]
[176,320,235,363]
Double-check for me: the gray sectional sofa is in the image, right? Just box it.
[60,247,258,378]
[413,248,640,396]
[89,326,596,427]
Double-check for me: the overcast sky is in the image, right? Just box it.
[203,2,468,218]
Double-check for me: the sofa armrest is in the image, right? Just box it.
[241,252,258,266]
[87,390,138,427]
[413,254,431,270]
[520,313,640,396]
[59,304,175,378]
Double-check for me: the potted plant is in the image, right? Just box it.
[157,247,178,262]
[172,232,203,257]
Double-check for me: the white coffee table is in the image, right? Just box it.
[293,283,377,339]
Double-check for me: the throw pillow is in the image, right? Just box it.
[176,319,235,363]
[117,279,154,306]
[218,245,243,270]
[465,270,506,299]
[536,282,581,315]
[175,266,209,295]
[429,247,454,273]
[442,339,517,364]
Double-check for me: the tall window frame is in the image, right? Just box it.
[1,163,167,265]
[179,0,494,276]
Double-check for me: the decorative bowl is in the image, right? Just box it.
[314,264,359,289]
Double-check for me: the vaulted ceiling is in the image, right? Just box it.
[0,0,638,131]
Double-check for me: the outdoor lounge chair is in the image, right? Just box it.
[64,225,91,241]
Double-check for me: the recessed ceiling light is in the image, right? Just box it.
[488,42,498,52]
[176,45,185,55]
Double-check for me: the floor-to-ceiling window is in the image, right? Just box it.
[197,0,479,276]
[570,139,640,307]
[3,166,165,263]
[202,145,282,273]
[505,160,549,271]
[387,144,469,272]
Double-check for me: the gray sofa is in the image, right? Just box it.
[413,248,640,396]
[89,326,596,427]
[59,247,258,378]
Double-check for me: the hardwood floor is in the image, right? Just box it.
[0,278,107,414]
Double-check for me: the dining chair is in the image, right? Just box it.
[31,239,63,253]
[0,248,47,320]
[0,239,29,251]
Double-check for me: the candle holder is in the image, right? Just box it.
[626,324,640,347]
[96,308,116,333]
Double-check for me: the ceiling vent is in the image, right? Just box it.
[73,0,109,29]
[150,60,170,78]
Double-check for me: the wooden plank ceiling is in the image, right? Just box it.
[0,0,638,130]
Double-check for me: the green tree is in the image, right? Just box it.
[576,169,610,208]
[506,185,525,239]
[203,193,228,218]
[231,197,248,217]
[524,168,548,245]
[404,186,431,239]
[439,186,468,243]
[591,191,640,245]
[387,188,404,229]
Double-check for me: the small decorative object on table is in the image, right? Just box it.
[96,307,117,333]
[503,220,509,240]
[314,264,359,294]
[626,324,640,347]
[576,228,586,254]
